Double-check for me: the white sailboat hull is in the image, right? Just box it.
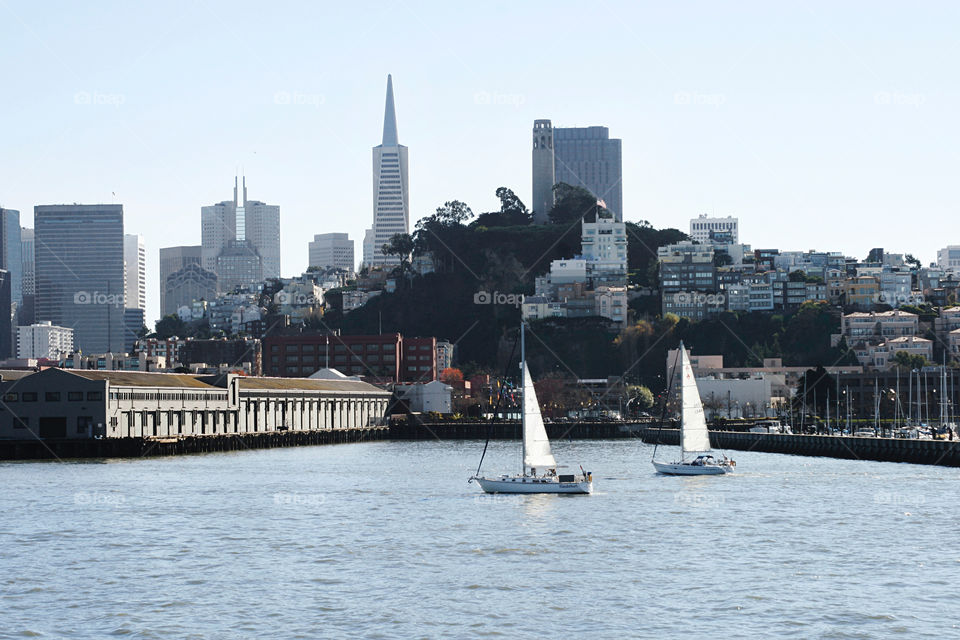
[472,475,593,494]
[652,460,733,475]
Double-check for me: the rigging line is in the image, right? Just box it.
[473,328,521,478]
[651,345,682,461]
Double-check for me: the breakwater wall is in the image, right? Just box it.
[388,420,648,440]
[641,428,960,467]
[0,427,389,461]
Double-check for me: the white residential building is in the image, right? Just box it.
[938,246,960,273]
[17,321,74,359]
[689,214,738,244]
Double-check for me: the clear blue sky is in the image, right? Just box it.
[1,0,957,325]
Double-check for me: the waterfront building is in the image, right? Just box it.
[308,233,354,273]
[34,204,125,353]
[402,336,437,381]
[179,337,261,376]
[0,368,390,440]
[393,380,453,414]
[135,336,185,367]
[17,321,73,360]
[263,333,438,382]
[531,119,556,223]
[363,75,409,268]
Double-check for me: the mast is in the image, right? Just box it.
[520,321,526,475]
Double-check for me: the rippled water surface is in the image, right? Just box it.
[2,440,959,639]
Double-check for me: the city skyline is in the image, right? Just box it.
[1,2,958,326]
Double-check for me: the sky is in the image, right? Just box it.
[1,0,958,325]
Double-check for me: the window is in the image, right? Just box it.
[22,392,37,402]
[45,392,61,402]
[3,393,17,402]
[14,417,28,429]
[86,392,102,401]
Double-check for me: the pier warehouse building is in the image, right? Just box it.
[0,369,390,439]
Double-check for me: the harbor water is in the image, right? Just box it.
[2,439,958,638]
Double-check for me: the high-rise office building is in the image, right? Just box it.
[0,208,22,304]
[34,204,125,353]
[20,227,34,297]
[363,75,409,268]
[18,226,35,326]
[159,245,218,317]
[201,177,280,286]
[309,233,355,273]
[123,233,146,312]
[553,125,623,222]
[0,269,10,359]
[531,120,556,223]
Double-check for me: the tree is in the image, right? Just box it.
[713,252,734,267]
[431,200,474,226]
[154,314,187,340]
[381,233,415,277]
[626,385,655,412]
[440,367,464,384]
[905,254,922,269]
[890,351,928,370]
[548,183,600,225]
[472,187,532,227]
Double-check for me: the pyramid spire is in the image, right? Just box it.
[381,74,399,146]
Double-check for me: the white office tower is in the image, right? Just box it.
[363,75,409,268]
[123,233,146,311]
[309,233,355,273]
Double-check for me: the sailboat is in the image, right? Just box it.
[652,342,735,475]
[469,323,593,494]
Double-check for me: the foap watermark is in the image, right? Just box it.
[474,90,526,108]
[274,291,321,306]
[274,90,325,108]
[473,494,524,505]
[474,290,524,308]
[674,91,726,107]
[273,492,326,507]
[674,492,725,507]
[874,91,926,107]
[673,291,725,306]
[74,291,125,308]
[74,492,126,506]
[873,292,925,306]
[874,491,925,507]
[74,91,125,107]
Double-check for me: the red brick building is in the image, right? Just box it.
[263,334,438,383]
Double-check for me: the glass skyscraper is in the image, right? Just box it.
[34,204,125,353]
